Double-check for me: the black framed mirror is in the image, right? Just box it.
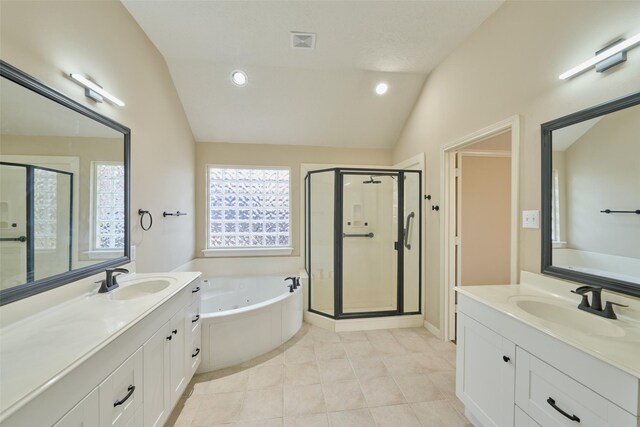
[0,61,131,305]
[541,90,640,297]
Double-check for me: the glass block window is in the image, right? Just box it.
[93,163,125,250]
[34,169,57,250]
[208,166,290,249]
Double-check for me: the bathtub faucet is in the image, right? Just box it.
[294,277,301,289]
[285,277,295,293]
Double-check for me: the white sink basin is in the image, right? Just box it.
[109,279,172,301]
[510,296,626,338]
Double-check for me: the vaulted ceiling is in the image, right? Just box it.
[123,1,503,148]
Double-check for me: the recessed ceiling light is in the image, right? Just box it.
[231,70,248,86]
[375,82,388,96]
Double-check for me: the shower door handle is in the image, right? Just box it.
[403,212,415,250]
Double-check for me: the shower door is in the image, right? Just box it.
[340,172,399,316]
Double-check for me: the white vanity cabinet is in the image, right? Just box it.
[457,291,640,427]
[1,274,202,427]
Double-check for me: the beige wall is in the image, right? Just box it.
[460,154,511,286]
[564,105,640,258]
[391,1,640,328]
[195,142,391,257]
[1,0,196,272]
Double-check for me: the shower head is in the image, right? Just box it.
[363,176,382,184]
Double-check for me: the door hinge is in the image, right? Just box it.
[454,168,460,177]
[455,236,461,246]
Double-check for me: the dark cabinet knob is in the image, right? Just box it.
[503,355,510,363]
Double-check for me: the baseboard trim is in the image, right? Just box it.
[304,311,424,332]
[424,320,443,340]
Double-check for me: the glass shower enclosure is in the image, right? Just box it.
[0,162,73,289]
[305,168,421,319]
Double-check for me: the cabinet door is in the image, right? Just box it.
[170,307,188,406]
[143,321,171,427]
[456,313,515,427]
[100,347,143,427]
[53,388,99,427]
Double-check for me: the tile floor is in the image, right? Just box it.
[168,323,471,427]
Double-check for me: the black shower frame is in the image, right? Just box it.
[0,161,74,282]
[305,167,423,320]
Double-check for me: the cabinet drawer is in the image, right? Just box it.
[100,347,143,427]
[515,348,636,427]
[187,299,201,337]
[53,388,99,427]
[515,406,541,427]
[189,279,202,304]
[189,328,202,376]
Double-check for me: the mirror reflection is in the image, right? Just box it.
[550,103,640,285]
[0,76,126,292]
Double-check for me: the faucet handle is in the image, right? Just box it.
[603,301,628,320]
[572,286,602,295]
[571,291,591,309]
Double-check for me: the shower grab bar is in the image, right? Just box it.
[0,236,26,242]
[404,212,415,250]
[343,233,374,238]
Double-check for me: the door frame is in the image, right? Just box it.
[440,116,521,341]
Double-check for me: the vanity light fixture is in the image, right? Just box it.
[231,70,248,86]
[69,73,125,106]
[375,82,388,96]
[559,32,640,80]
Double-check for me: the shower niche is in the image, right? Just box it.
[305,168,422,319]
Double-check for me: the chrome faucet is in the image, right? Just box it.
[98,268,129,293]
[571,286,627,319]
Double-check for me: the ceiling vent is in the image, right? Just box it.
[291,32,316,50]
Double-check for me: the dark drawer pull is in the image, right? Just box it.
[192,314,200,323]
[192,286,200,293]
[192,348,200,358]
[502,355,510,363]
[113,385,135,407]
[547,397,580,423]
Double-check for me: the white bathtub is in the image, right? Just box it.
[197,274,303,372]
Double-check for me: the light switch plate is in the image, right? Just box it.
[522,210,539,229]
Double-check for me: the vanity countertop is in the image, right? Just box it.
[457,280,640,379]
[0,271,201,419]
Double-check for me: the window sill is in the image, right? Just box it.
[552,241,567,249]
[202,247,294,258]
[85,250,124,260]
